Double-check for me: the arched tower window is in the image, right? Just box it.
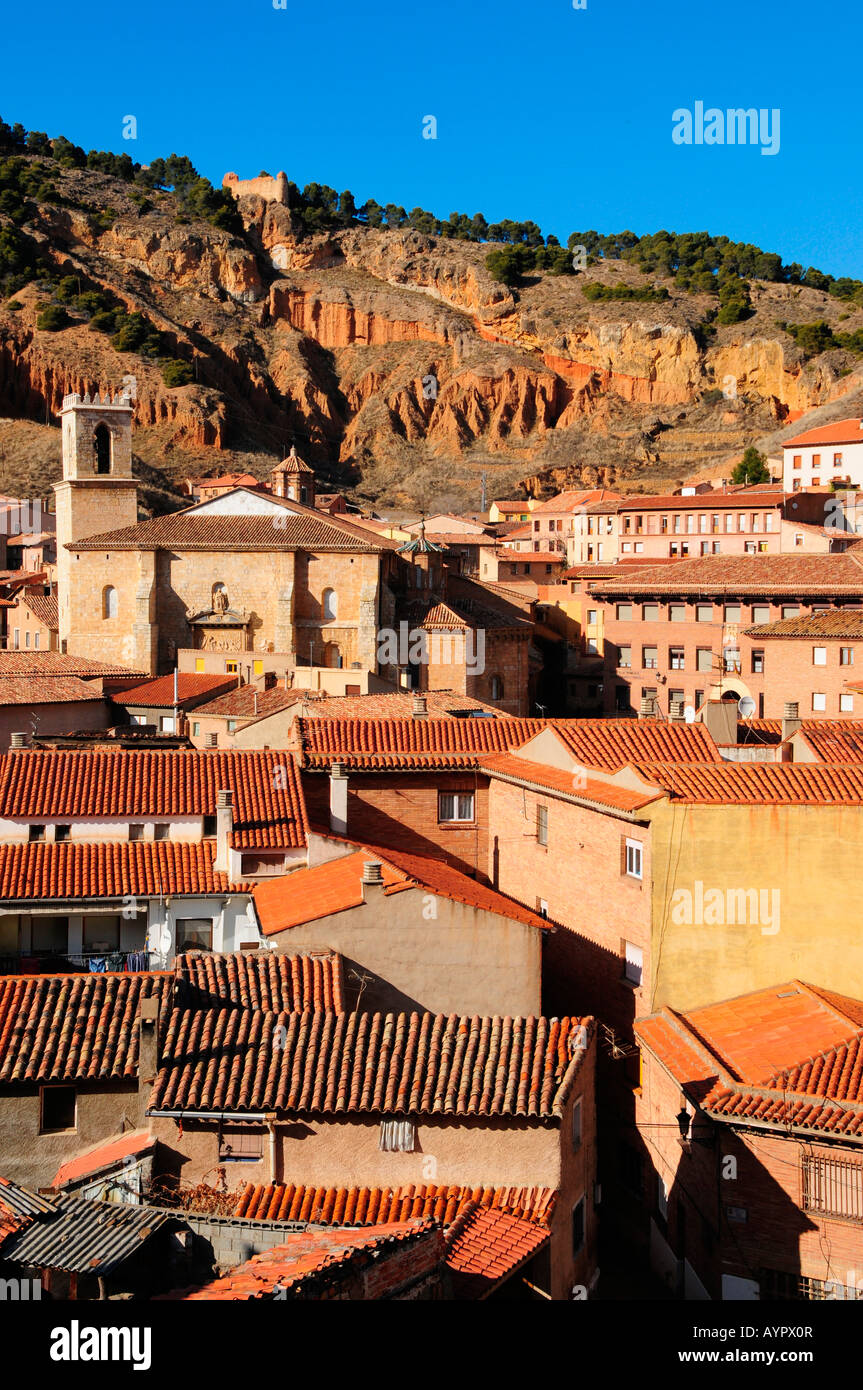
[323,642,343,669]
[491,675,504,701]
[322,588,338,621]
[102,586,118,619]
[94,423,112,475]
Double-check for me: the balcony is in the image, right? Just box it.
[0,948,152,975]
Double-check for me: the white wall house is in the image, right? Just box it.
[783,418,863,492]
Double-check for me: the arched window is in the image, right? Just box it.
[491,675,504,701]
[323,642,343,669]
[322,588,338,621]
[94,423,112,475]
[102,586,118,619]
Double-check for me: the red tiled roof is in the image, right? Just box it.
[615,490,785,512]
[0,653,143,678]
[0,840,249,900]
[491,501,531,513]
[295,716,545,769]
[233,1180,556,1227]
[498,550,566,564]
[305,690,506,718]
[480,753,663,813]
[194,473,262,489]
[795,725,863,762]
[630,760,863,804]
[174,949,344,1012]
[784,418,863,448]
[746,611,863,638]
[0,676,104,707]
[150,1011,592,1118]
[51,1131,155,1189]
[532,489,620,513]
[636,981,863,1139]
[550,718,721,770]
[70,509,393,555]
[193,686,304,719]
[589,553,863,596]
[160,1222,438,1300]
[0,750,308,849]
[18,589,58,628]
[253,846,550,935]
[446,1203,549,1298]
[0,972,172,1084]
[115,674,237,708]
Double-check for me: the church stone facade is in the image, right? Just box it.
[56,392,396,677]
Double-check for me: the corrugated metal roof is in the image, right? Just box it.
[0,1175,58,1218]
[1,1195,172,1273]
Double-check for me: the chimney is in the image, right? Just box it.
[412,694,428,719]
[138,995,159,1094]
[701,700,738,746]
[669,699,685,723]
[205,731,218,749]
[782,700,801,742]
[263,670,277,691]
[215,789,233,873]
[329,762,348,836]
[9,732,27,749]
[361,859,385,901]
[638,697,654,721]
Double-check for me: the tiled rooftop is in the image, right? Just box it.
[294,716,546,769]
[636,981,863,1138]
[174,949,344,1013]
[0,840,248,900]
[631,760,863,804]
[51,1131,155,1190]
[114,674,238,707]
[253,845,550,935]
[151,1011,592,1118]
[0,653,143,678]
[550,718,721,770]
[71,510,394,555]
[784,418,863,447]
[233,1180,556,1227]
[0,749,308,849]
[18,589,58,628]
[480,753,663,812]
[589,552,863,596]
[746,610,863,638]
[0,676,105,707]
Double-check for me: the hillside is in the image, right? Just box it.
[2,148,863,512]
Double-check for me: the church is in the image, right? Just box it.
[55,390,400,676]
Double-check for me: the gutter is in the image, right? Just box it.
[147,1109,268,1121]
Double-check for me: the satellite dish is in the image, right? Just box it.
[737,695,756,719]
[683,705,696,724]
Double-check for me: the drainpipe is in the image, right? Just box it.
[266,1113,279,1183]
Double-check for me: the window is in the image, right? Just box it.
[438,792,474,822]
[12,629,18,649]
[657,1174,669,1220]
[723,647,741,673]
[55,824,70,843]
[751,649,765,674]
[219,1130,264,1163]
[618,645,632,668]
[192,722,200,737]
[225,660,239,674]
[40,1086,76,1133]
[669,688,684,709]
[572,1197,585,1256]
[102,586,118,620]
[695,604,712,623]
[28,824,45,842]
[176,918,213,950]
[669,647,685,670]
[724,604,741,624]
[227,720,237,734]
[834,452,844,467]
[624,839,643,880]
[813,646,827,666]
[782,605,800,620]
[841,694,854,713]
[129,823,144,841]
[253,660,264,677]
[33,632,39,650]
[793,454,802,470]
[379,1119,417,1152]
[93,422,112,474]
[841,647,854,666]
[24,630,30,648]
[83,915,120,951]
[153,823,170,841]
[802,1154,863,1222]
[696,648,713,672]
[195,658,205,673]
[642,645,658,669]
[616,603,633,621]
[812,453,821,468]
[586,609,597,625]
[623,941,643,985]
[536,805,549,846]
[159,715,176,733]
[669,604,686,623]
[752,604,770,624]
[322,588,338,621]
[490,675,504,700]
[643,604,660,622]
[572,1097,583,1152]
[812,692,827,712]
[203,814,217,838]
[744,541,757,555]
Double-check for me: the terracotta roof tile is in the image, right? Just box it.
[233,1180,556,1227]
[796,725,863,762]
[0,653,142,678]
[174,949,343,1012]
[446,1204,550,1297]
[295,716,545,769]
[51,1131,155,1189]
[0,749,308,849]
[115,674,238,708]
[18,589,58,628]
[746,611,863,638]
[784,418,863,447]
[0,839,249,900]
[150,1011,592,1118]
[70,511,392,555]
[480,753,663,812]
[629,760,863,804]
[550,718,721,769]
[253,846,550,935]
[0,676,104,707]
[589,553,863,596]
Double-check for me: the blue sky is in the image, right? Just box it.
[6,0,861,275]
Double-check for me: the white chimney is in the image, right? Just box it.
[215,789,233,873]
[412,694,428,719]
[329,763,348,836]
[361,860,385,900]
[782,701,801,742]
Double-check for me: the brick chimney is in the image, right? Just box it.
[329,763,348,836]
[782,700,801,742]
[215,789,233,873]
[138,994,160,1096]
[361,860,385,902]
[412,694,428,719]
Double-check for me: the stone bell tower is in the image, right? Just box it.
[55,390,139,653]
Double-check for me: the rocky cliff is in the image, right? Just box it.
[1,158,862,511]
